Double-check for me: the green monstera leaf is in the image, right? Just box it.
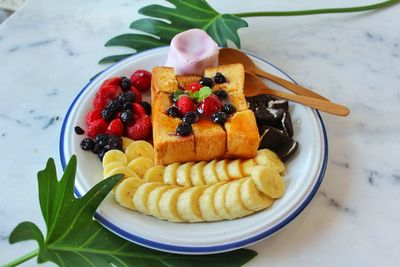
[99,0,248,64]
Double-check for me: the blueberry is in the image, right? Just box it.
[107,99,122,112]
[95,134,109,147]
[223,103,236,115]
[214,72,226,84]
[198,77,213,88]
[98,149,107,160]
[120,110,133,124]
[141,101,151,115]
[182,112,198,124]
[80,138,94,150]
[101,108,116,122]
[108,135,122,150]
[124,91,136,103]
[120,77,131,91]
[122,102,133,111]
[116,93,128,105]
[214,89,228,100]
[211,111,227,125]
[91,143,102,154]
[74,126,85,135]
[176,122,192,136]
[167,106,181,117]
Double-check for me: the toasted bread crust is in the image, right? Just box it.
[192,119,226,161]
[204,64,245,94]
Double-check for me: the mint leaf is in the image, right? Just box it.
[198,86,212,102]
[6,156,257,266]
[100,0,248,63]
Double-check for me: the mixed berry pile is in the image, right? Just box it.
[77,69,152,160]
[166,72,237,136]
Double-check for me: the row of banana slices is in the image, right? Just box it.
[102,139,286,222]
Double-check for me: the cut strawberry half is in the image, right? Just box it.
[197,94,223,117]
[106,118,124,136]
[130,70,151,92]
[132,103,147,117]
[131,86,142,103]
[126,115,152,140]
[86,119,108,138]
[85,108,103,126]
[101,77,121,88]
[93,85,120,110]
[176,95,196,114]
[185,82,202,93]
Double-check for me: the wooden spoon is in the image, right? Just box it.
[245,72,349,116]
[219,48,329,101]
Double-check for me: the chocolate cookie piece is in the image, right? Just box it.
[281,111,294,137]
[246,94,277,111]
[255,108,285,125]
[268,99,288,111]
[259,125,290,151]
[276,139,299,162]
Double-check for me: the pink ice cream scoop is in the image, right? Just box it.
[166,29,219,75]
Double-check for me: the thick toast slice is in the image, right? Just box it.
[192,119,226,161]
[152,67,178,94]
[204,64,245,94]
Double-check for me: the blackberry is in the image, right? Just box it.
[176,122,192,136]
[122,102,133,111]
[213,72,226,84]
[182,112,198,124]
[214,89,228,100]
[120,77,131,91]
[223,103,236,115]
[211,111,227,125]
[74,126,85,135]
[80,138,95,150]
[198,77,214,88]
[141,101,151,115]
[101,108,116,122]
[120,110,133,124]
[167,106,181,118]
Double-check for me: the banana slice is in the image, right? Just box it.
[103,162,125,177]
[203,160,219,185]
[159,187,186,222]
[127,157,154,178]
[240,178,274,211]
[177,186,207,222]
[121,137,133,152]
[102,150,128,168]
[143,165,165,182]
[147,185,176,218]
[214,183,235,220]
[199,182,225,222]
[216,160,230,181]
[114,177,145,210]
[176,162,194,187]
[227,159,244,180]
[125,140,154,162]
[105,166,139,179]
[190,161,206,186]
[251,166,285,199]
[133,182,164,214]
[164,163,180,185]
[255,149,285,174]
[241,159,256,177]
[225,179,252,218]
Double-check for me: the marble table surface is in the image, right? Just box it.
[1,0,400,266]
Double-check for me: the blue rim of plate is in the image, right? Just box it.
[59,46,328,254]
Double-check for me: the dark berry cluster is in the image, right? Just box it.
[80,134,122,160]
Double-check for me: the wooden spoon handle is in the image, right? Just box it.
[254,68,330,101]
[263,87,350,116]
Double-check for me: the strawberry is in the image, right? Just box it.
[101,77,121,88]
[126,115,152,140]
[131,86,142,103]
[132,103,147,117]
[93,85,120,110]
[85,108,102,126]
[176,95,196,114]
[106,118,124,136]
[86,119,108,138]
[185,82,202,93]
[130,70,151,92]
[197,94,223,117]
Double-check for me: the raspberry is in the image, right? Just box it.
[86,119,108,138]
[130,70,151,92]
[106,118,124,136]
[132,103,147,117]
[86,108,102,126]
[126,115,152,140]
[101,77,121,88]
[131,86,142,103]
[197,94,223,117]
[176,95,196,114]
[185,82,202,93]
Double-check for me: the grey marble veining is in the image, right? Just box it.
[1,0,400,266]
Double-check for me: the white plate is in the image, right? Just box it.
[60,47,328,254]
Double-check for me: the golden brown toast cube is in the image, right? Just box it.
[228,92,248,112]
[152,67,178,94]
[204,64,244,94]
[192,119,226,161]
[152,92,170,116]
[152,113,196,165]
[224,110,259,158]
[176,75,201,89]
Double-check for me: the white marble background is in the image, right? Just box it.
[0,0,400,266]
